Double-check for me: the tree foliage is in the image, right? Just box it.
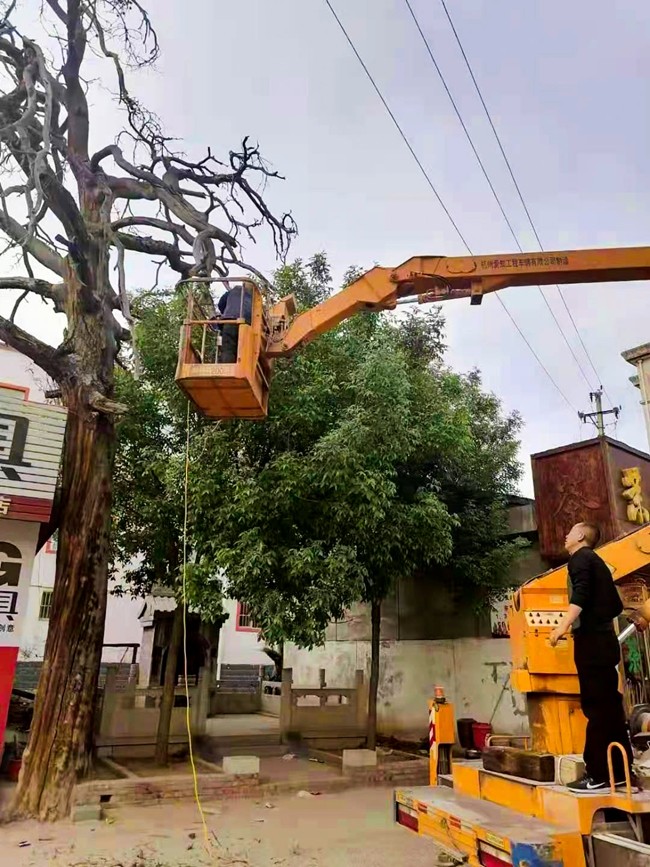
[110,254,523,752]
[186,256,524,648]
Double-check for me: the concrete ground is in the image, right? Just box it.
[5,787,441,866]
[204,713,279,737]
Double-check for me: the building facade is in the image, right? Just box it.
[0,344,142,667]
[284,495,546,742]
[137,590,270,689]
[0,344,67,755]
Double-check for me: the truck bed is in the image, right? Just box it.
[395,784,580,866]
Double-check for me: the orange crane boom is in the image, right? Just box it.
[266,245,650,357]
[176,244,650,419]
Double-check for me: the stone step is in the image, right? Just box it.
[218,685,260,691]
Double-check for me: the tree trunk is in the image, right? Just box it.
[11,202,118,819]
[155,602,184,766]
[367,599,381,751]
[11,392,114,820]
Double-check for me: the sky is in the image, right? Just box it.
[4,0,650,495]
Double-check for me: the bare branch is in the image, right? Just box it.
[151,258,166,293]
[0,207,66,276]
[22,249,34,278]
[0,36,24,68]
[0,275,64,303]
[0,56,39,136]
[21,39,54,243]
[88,390,127,415]
[88,3,163,158]
[0,0,17,28]
[111,214,193,245]
[9,290,28,322]
[109,231,140,379]
[0,120,88,248]
[62,0,89,160]
[114,231,192,277]
[44,0,67,25]
[0,313,68,380]
[103,173,156,202]
[102,146,230,240]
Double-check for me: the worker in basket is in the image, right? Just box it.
[212,282,253,363]
[550,521,640,792]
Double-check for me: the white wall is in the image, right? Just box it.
[19,542,143,662]
[103,583,143,663]
[19,537,56,659]
[0,344,49,399]
[284,637,528,741]
[218,598,269,670]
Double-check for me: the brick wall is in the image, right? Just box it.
[75,758,429,807]
[345,758,429,786]
[14,661,137,694]
[76,774,260,806]
[13,661,41,692]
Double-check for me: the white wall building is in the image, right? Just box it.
[0,343,142,663]
[216,597,269,676]
[137,592,270,689]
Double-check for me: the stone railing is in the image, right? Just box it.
[279,668,367,748]
[261,680,281,716]
[95,666,210,753]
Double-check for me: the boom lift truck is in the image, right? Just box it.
[176,245,650,865]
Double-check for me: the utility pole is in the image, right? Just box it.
[578,388,621,437]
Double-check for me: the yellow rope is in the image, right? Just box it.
[182,400,212,851]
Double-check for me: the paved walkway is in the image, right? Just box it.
[7,787,441,866]
[204,713,279,738]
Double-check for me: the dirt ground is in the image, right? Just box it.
[4,787,442,866]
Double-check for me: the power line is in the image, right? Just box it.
[401,0,595,393]
[322,0,470,250]
[323,0,577,413]
[438,0,613,406]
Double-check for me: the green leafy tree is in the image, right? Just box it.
[188,256,524,747]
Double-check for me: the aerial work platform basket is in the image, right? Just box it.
[174,280,271,419]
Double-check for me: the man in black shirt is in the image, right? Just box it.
[549,521,634,792]
[216,284,253,363]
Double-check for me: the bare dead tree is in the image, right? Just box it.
[0,0,295,820]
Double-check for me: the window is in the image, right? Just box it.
[39,590,53,620]
[236,601,258,631]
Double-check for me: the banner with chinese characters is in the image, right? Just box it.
[0,384,67,522]
[0,519,39,647]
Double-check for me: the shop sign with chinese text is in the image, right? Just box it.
[0,384,67,522]
[0,520,39,647]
